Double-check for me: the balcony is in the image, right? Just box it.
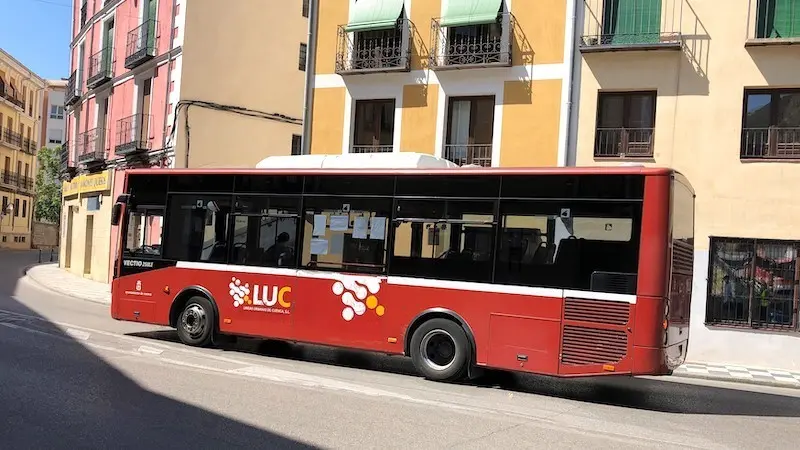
[746,0,800,46]
[580,0,682,53]
[21,138,37,155]
[430,13,514,69]
[594,128,655,158]
[0,171,18,188]
[0,86,25,110]
[77,128,107,165]
[125,19,158,69]
[2,129,22,148]
[351,145,394,154]
[17,175,34,193]
[741,127,800,159]
[115,114,152,156]
[443,144,493,167]
[65,70,81,106]
[86,48,113,89]
[336,19,411,74]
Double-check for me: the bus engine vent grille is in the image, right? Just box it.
[564,298,630,326]
[561,325,628,366]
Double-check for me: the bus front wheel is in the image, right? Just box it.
[410,318,470,382]
[176,296,215,347]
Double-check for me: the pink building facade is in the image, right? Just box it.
[61,0,185,282]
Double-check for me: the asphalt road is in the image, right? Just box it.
[2,251,800,449]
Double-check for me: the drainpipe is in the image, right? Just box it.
[161,0,180,167]
[558,0,580,167]
[301,0,319,155]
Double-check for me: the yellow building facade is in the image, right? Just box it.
[309,0,577,167]
[573,0,800,370]
[0,49,44,249]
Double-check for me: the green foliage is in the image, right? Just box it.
[34,146,62,224]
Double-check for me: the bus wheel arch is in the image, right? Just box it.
[404,309,476,381]
[171,286,219,347]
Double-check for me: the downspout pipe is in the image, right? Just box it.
[301,0,319,155]
[559,0,581,167]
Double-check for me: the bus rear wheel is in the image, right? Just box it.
[176,296,215,347]
[410,318,470,382]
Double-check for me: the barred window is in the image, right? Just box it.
[706,237,799,331]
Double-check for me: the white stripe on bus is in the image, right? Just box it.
[174,261,637,304]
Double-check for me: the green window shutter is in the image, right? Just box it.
[344,0,405,32]
[760,0,800,38]
[604,0,662,45]
[440,0,503,27]
[147,0,157,50]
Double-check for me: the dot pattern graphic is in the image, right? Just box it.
[229,277,251,307]
[332,277,384,321]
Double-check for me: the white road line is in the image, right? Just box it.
[137,345,164,355]
[66,328,91,340]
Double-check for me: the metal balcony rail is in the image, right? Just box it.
[748,0,800,41]
[65,70,81,106]
[0,171,19,186]
[430,14,514,68]
[594,127,655,157]
[443,144,493,167]
[17,175,34,192]
[87,47,113,88]
[335,20,411,74]
[3,129,22,148]
[77,128,107,164]
[21,138,37,155]
[741,127,800,159]
[125,19,158,69]
[350,145,394,154]
[580,0,682,50]
[115,113,152,154]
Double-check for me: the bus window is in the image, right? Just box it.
[125,208,164,257]
[163,194,231,263]
[300,197,392,275]
[391,199,496,283]
[495,200,641,293]
[230,195,300,268]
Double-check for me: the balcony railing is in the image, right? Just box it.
[430,14,514,69]
[65,70,81,106]
[594,128,655,158]
[747,0,800,45]
[335,20,411,74]
[21,138,37,155]
[115,114,152,155]
[3,129,22,148]
[0,87,25,109]
[77,128,107,165]
[350,145,394,154]
[87,48,113,89]
[741,127,800,159]
[125,19,158,69]
[580,0,682,52]
[0,172,34,192]
[443,144,493,167]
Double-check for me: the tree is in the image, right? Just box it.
[34,146,62,224]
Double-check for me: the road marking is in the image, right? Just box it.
[137,345,164,355]
[66,328,91,340]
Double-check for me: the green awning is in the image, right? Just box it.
[344,0,404,32]
[440,0,503,27]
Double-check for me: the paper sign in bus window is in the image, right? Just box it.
[370,217,387,240]
[353,216,368,239]
[313,214,327,236]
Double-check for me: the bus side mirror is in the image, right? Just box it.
[111,203,123,226]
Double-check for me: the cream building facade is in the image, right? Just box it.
[573,0,800,370]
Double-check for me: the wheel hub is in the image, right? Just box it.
[181,304,207,338]
[420,330,457,371]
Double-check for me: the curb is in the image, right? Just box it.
[22,263,111,306]
[671,370,800,390]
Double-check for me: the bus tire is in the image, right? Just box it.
[410,318,470,382]
[176,296,215,347]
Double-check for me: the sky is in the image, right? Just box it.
[0,0,72,80]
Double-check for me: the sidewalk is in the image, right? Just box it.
[21,263,800,389]
[25,263,110,304]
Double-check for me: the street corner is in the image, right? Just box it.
[24,263,111,305]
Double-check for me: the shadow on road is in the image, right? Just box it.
[130,329,800,419]
[1,251,318,449]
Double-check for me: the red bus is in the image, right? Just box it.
[110,161,694,382]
